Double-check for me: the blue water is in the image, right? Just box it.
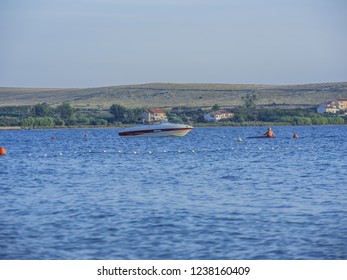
[1,126,346,259]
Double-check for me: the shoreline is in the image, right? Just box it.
[0,126,22,130]
[0,123,346,131]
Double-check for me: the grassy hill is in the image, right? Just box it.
[1,82,347,109]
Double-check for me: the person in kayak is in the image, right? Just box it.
[264,127,275,138]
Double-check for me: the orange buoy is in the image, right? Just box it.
[0,147,6,155]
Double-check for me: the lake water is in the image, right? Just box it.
[0,126,346,259]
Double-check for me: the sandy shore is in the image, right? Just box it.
[0,126,22,130]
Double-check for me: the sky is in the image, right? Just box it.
[1,0,346,88]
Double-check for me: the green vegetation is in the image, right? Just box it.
[243,107,345,125]
[0,101,345,128]
[0,82,346,128]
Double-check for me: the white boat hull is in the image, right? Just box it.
[119,122,193,137]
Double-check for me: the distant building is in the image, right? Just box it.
[204,110,234,122]
[336,99,347,111]
[317,99,347,114]
[140,109,168,122]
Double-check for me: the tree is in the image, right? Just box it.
[242,92,257,112]
[21,117,36,127]
[212,104,220,111]
[232,106,247,123]
[109,104,127,122]
[35,117,55,127]
[56,103,74,120]
[242,92,257,120]
[31,103,53,117]
[124,108,141,123]
[0,116,20,126]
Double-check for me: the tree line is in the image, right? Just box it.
[0,99,345,128]
[0,103,77,127]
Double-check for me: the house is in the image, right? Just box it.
[317,99,347,114]
[336,99,347,111]
[317,101,338,114]
[204,110,234,122]
[140,109,168,122]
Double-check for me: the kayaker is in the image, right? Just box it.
[293,133,299,139]
[264,127,275,138]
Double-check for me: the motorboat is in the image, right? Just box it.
[119,121,193,137]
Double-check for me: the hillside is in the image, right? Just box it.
[1,82,347,109]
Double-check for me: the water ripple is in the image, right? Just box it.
[1,126,346,259]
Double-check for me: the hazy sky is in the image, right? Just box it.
[1,0,346,88]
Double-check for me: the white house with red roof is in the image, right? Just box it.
[204,109,234,122]
[317,99,347,114]
[140,109,168,122]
